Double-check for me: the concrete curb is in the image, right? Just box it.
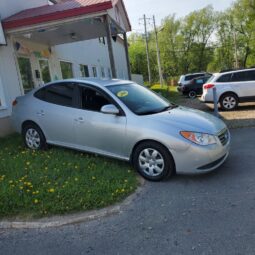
[0,178,145,229]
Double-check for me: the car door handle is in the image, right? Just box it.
[75,117,84,123]
[36,110,45,116]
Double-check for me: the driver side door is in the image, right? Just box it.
[73,84,127,159]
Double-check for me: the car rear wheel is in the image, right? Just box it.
[220,93,238,111]
[133,141,175,181]
[22,123,47,150]
[188,90,197,99]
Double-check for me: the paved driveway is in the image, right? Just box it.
[1,128,255,255]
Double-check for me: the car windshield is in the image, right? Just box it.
[107,83,175,115]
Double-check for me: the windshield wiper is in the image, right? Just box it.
[138,104,178,115]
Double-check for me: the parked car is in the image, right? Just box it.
[180,75,212,98]
[12,78,230,181]
[177,72,211,92]
[201,68,255,110]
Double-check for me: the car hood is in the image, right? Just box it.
[148,106,226,134]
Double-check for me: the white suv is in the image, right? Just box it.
[201,68,255,110]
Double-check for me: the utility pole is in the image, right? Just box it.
[143,14,152,86]
[153,15,163,88]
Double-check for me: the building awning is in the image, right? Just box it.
[3,0,131,32]
[2,0,131,46]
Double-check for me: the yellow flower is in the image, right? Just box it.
[26,162,30,166]
[19,186,23,190]
[92,176,96,180]
[48,188,55,193]
[34,199,39,204]
[9,180,13,184]
[121,189,125,192]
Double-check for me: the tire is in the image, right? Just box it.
[188,90,197,99]
[133,141,175,182]
[22,123,47,150]
[220,93,238,111]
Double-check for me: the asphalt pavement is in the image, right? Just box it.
[1,127,255,255]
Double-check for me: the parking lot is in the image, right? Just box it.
[0,127,254,255]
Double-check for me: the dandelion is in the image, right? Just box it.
[48,188,55,193]
[8,180,13,184]
[92,176,96,180]
[34,199,39,204]
[26,161,30,166]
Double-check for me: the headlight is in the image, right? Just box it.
[180,131,217,146]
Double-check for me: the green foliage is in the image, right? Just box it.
[129,0,255,82]
[0,135,138,218]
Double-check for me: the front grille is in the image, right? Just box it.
[218,129,229,146]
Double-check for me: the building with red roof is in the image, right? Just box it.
[0,0,132,136]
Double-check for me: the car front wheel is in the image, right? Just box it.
[220,93,238,111]
[133,141,175,181]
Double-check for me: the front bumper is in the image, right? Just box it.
[171,130,230,174]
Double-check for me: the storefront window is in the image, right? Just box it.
[92,66,98,77]
[80,64,89,77]
[60,61,73,79]
[39,59,51,84]
[17,57,34,94]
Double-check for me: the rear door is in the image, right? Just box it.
[231,70,255,98]
[34,82,77,146]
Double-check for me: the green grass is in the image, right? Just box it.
[0,134,138,219]
[151,84,185,104]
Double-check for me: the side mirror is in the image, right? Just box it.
[100,104,119,115]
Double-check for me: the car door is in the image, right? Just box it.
[73,84,127,158]
[33,82,77,146]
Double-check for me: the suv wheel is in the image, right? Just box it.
[133,141,175,181]
[220,93,238,111]
[188,91,197,99]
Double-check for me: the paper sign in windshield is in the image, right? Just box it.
[117,91,129,98]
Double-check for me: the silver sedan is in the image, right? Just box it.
[11,79,230,181]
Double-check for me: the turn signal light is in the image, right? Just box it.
[203,84,215,90]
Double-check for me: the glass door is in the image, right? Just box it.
[39,59,51,84]
[17,57,34,94]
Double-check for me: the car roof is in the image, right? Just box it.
[45,78,133,88]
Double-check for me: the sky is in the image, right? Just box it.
[124,0,235,32]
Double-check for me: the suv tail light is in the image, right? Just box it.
[203,84,215,90]
[12,99,18,106]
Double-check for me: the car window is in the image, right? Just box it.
[34,83,75,107]
[244,70,255,81]
[231,71,247,82]
[79,87,111,112]
[217,73,232,83]
[107,83,171,115]
[196,79,204,84]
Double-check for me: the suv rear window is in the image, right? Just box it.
[185,74,204,81]
[231,70,255,82]
[217,73,232,83]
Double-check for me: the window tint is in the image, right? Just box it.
[80,87,111,112]
[231,72,247,82]
[34,83,74,107]
[185,74,204,81]
[245,70,255,81]
[217,73,232,82]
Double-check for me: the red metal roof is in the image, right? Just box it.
[3,0,130,30]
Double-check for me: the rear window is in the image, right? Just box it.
[185,73,204,81]
[217,73,232,83]
[231,70,255,82]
